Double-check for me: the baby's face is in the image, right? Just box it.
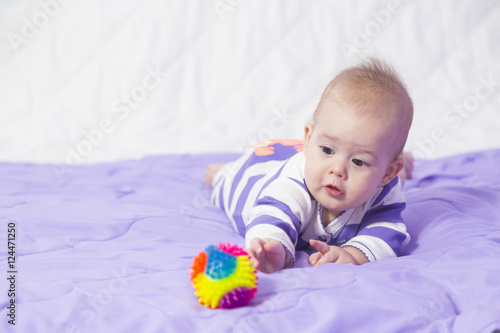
[303,98,401,223]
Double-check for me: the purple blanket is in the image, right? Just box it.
[1,150,500,332]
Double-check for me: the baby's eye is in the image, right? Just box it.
[321,146,334,155]
[352,159,367,167]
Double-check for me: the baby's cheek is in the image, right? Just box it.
[351,176,378,199]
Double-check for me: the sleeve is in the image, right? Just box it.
[341,177,410,262]
[244,175,313,265]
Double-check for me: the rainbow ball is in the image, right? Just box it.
[190,243,258,309]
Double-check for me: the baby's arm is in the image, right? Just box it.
[246,238,291,273]
[309,239,369,266]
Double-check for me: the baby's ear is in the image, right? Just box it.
[380,156,405,186]
[303,123,314,152]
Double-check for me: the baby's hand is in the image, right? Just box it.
[309,239,361,266]
[246,238,286,274]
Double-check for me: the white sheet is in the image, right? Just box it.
[0,0,499,164]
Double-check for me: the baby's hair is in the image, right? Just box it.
[313,57,413,158]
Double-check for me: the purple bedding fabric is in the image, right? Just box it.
[1,150,500,333]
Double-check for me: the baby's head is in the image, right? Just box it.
[303,58,413,223]
[313,58,413,158]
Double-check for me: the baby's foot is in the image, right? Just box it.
[398,152,414,186]
[203,163,226,185]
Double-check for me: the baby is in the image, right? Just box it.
[204,58,413,273]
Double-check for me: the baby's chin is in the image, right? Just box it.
[316,191,347,207]
[317,199,348,218]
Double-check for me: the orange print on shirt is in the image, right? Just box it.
[253,139,304,156]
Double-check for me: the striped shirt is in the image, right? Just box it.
[211,140,410,264]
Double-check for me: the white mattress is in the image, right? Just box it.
[0,0,499,164]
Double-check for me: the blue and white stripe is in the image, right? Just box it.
[211,146,410,263]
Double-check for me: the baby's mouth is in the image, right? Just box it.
[325,184,343,198]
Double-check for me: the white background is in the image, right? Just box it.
[0,0,499,164]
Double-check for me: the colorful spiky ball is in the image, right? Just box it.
[190,243,258,309]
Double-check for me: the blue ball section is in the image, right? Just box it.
[204,245,237,280]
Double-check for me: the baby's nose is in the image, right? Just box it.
[329,159,347,179]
